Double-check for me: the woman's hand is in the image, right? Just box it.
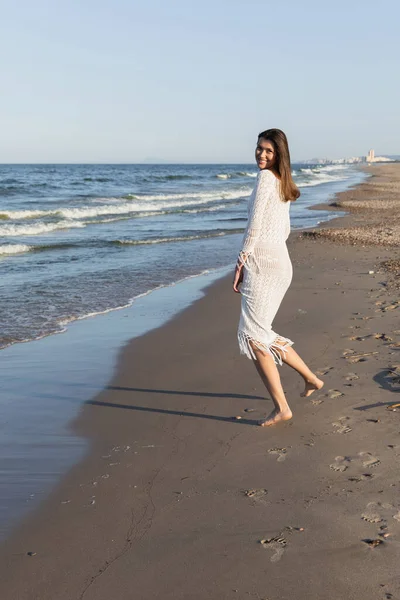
[232,263,244,293]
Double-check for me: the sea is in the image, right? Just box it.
[0,162,366,351]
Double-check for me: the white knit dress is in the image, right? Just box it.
[237,168,293,365]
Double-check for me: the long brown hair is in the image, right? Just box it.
[258,128,300,202]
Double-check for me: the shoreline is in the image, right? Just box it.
[0,265,233,542]
[0,164,365,353]
[0,164,365,540]
[1,164,400,599]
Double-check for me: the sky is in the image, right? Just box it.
[1,0,399,163]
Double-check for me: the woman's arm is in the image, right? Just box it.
[232,261,244,293]
[237,169,274,266]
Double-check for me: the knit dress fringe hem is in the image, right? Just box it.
[238,331,294,366]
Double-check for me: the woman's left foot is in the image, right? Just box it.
[258,408,292,427]
[300,377,324,398]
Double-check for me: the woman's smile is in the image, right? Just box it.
[255,139,276,170]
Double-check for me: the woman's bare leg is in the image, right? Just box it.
[273,341,324,397]
[251,345,293,426]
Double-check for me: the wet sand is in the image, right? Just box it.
[0,164,399,600]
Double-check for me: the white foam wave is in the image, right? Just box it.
[116,230,240,246]
[300,164,350,175]
[125,188,251,202]
[182,204,227,214]
[0,243,32,255]
[0,221,86,236]
[0,209,49,219]
[298,174,349,187]
[319,164,350,172]
[1,189,251,222]
[216,172,257,179]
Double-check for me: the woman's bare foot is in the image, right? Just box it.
[300,377,324,398]
[258,408,293,427]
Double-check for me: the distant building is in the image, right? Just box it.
[365,149,391,163]
[366,149,375,162]
[302,150,392,165]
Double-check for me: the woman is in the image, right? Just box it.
[233,129,324,426]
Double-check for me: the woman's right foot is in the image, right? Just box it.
[258,407,293,427]
[300,376,324,398]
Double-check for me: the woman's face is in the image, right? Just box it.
[255,138,276,170]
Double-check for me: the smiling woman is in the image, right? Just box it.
[233,128,324,427]
[255,138,275,170]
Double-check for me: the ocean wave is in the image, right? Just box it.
[216,172,257,179]
[114,229,244,246]
[0,244,33,256]
[0,209,51,220]
[300,168,317,174]
[0,204,233,237]
[319,164,351,172]
[0,227,244,256]
[124,188,251,202]
[83,177,112,182]
[298,174,349,187]
[300,164,350,175]
[146,174,195,181]
[0,220,86,236]
[1,190,250,221]
[217,216,247,222]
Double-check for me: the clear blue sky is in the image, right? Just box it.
[1,0,399,163]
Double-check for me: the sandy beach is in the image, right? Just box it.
[1,163,399,599]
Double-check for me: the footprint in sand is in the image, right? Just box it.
[315,366,334,376]
[342,349,378,363]
[259,535,287,562]
[310,398,324,405]
[327,389,344,399]
[362,502,388,523]
[345,372,360,381]
[332,416,352,434]
[359,452,381,468]
[268,448,288,462]
[243,489,268,505]
[330,456,351,472]
[330,452,381,474]
[361,502,400,528]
